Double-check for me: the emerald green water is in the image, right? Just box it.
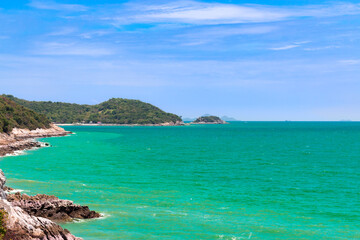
[1,122,359,239]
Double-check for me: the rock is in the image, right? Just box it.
[11,124,71,139]
[7,193,101,222]
[0,124,71,157]
[0,170,83,240]
[0,169,7,200]
[0,200,82,240]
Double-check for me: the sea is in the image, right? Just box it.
[0,122,359,239]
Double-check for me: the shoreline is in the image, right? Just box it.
[0,124,72,157]
[56,121,229,127]
[56,121,184,127]
[0,125,97,240]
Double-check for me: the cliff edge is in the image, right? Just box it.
[0,124,71,157]
[0,170,82,240]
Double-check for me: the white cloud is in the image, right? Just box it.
[47,27,77,36]
[339,59,360,65]
[175,25,277,46]
[29,0,88,12]
[79,30,113,39]
[269,45,300,51]
[33,42,114,56]
[109,1,360,26]
[269,40,311,51]
[304,45,340,51]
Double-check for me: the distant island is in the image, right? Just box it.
[191,116,228,124]
[3,95,183,126]
[183,115,238,122]
[221,116,238,121]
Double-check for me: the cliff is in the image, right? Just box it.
[0,126,100,239]
[0,97,100,239]
[0,170,82,240]
[0,124,70,157]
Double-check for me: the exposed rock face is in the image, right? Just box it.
[0,124,71,157]
[157,120,184,126]
[7,193,101,222]
[191,116,228,124]
[11,124,70,139]
[0,170,83,240]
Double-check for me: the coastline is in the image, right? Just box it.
[0,124,97,240]
[56,121,184,127]
[0,124,71,157]
[189,122,229,125]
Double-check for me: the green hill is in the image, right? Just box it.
[3,95,182,125]
[0,96,50,133]
[192,116,226,124]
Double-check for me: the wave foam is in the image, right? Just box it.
[7,189,30,194]
[72,213,110,224]
[5,150,26,157]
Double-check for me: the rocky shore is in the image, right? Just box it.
[7,193,100,222]
[0,170,84,240]
[0,125,100,239]
[0,124,71,157]
[57,120,184,127]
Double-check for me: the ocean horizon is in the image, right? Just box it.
[1,122,359,239]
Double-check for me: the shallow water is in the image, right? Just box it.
[1,122,359,239]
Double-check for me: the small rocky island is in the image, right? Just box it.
[191,116,228,124]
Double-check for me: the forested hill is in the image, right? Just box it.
[3,95,182,125]
[0,96,50,133]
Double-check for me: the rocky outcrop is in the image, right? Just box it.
[0,124,70,157]
[7,193,100,222]
[191,116,228,124]
[10,124,70,139]
[154,120,184,126]
[0,170,82,240]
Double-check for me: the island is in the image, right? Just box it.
[3,95,183,126]
[0,96,99,240]
[191,116,228,124]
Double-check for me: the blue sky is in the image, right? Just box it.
[1,0,360,120]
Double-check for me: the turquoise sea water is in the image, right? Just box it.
[0,122,359,239]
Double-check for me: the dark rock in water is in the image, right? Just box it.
[191,116,228,124]
[7,193,101,222]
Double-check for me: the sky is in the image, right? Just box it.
[1,0,360,120]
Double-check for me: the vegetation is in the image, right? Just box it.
[0,96,50,133]
[0,209,7,239]
[193,116,224,123]
[3,95,182,125]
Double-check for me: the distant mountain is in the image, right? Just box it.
[184,115,238,122]
[0,96,50,133]
[221,116,238,121]
[3,95,182,125]
[191,116,227,124]
[182,117,196,122]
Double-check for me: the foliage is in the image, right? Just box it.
[3,95,182,124]
[193,116,223,123]
[0,96,50,133]
[0,209,7,239]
